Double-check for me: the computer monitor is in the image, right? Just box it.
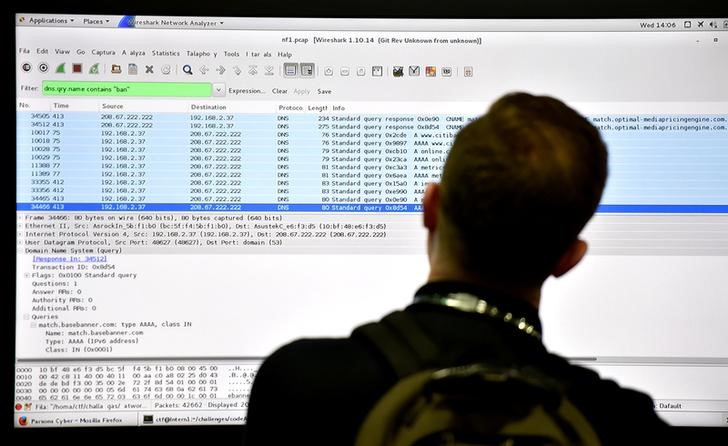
[12,2,728,436]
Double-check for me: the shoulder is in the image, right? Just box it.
[255,337,386,384]
[558,360,656,408]
[551,359,668,442]
[246,337,394,445]
[248,335,394,410]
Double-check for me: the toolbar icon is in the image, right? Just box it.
[265,65,275,75]
[145,65,153,74]
[249,65,258,75]
[284,63,297,76]
[111,64,121,74]
[21,62,32,72]
[357,66,366,76]
[38,62,49,73]
[161,64,171,75]
[340,66,350,76]
[425,66,436,77]
[463,66,473,77]
[683,20,692,28]
[233,65,242,75]
[182,64,193,75]
[442,66,452,77]
[128,63,138,75]
[409,65,420,76]
[89,63,100,74]
[199,65,209,75]
[216,65,225,75]
[324,66,334,76]
[72,63,83,73]
[55,63,65,73]
[372,66,383,77]
[300,63,315,77]
[393,66,404,77]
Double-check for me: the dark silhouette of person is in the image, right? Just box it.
[245,92,667,445]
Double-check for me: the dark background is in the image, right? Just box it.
[5,0,728,444]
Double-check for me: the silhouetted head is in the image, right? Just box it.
[430,92,608,288]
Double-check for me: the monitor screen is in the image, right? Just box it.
[14,12,728,429]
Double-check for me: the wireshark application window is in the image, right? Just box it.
[14,14,728,427]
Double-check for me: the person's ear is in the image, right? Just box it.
[552,239,587,278]
[423,182,440,231]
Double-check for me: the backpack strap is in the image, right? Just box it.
[352,311,441,379]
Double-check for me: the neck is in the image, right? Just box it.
[427,263,542,310]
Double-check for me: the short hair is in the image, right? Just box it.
[439,92,608,285]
